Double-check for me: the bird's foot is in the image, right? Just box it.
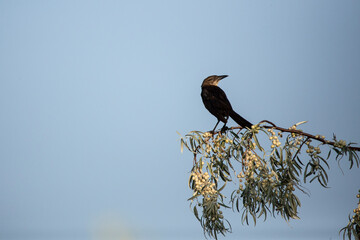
[208,130,215,135]
[220,126,229,133]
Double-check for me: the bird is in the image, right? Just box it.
[201,75,252,132]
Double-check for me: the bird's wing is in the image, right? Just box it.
[201,86,233,122]
[205,86,233,111]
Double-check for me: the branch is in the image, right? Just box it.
[209,120,360,152]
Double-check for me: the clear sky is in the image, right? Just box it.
[0,1,359,239]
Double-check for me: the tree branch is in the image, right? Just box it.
[209,120,360,152]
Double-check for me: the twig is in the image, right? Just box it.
[292,137,309,163]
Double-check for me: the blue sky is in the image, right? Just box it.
[0,1,359,239]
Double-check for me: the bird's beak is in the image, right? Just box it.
[219,75,228,80]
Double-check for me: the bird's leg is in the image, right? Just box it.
[212,120,220,133]
[221,123,229,133]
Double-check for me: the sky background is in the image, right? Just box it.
[0,1,360,239]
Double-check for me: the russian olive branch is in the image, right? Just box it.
[225,120,360,152]
[179,120,359,239]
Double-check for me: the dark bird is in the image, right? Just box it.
[201,75,252,132]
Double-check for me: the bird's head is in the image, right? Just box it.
[201,75,228,87]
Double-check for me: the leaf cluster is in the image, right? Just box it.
[340,190,360,240]
[179,122,359,239]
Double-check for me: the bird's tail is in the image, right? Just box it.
[229,110,252,128]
